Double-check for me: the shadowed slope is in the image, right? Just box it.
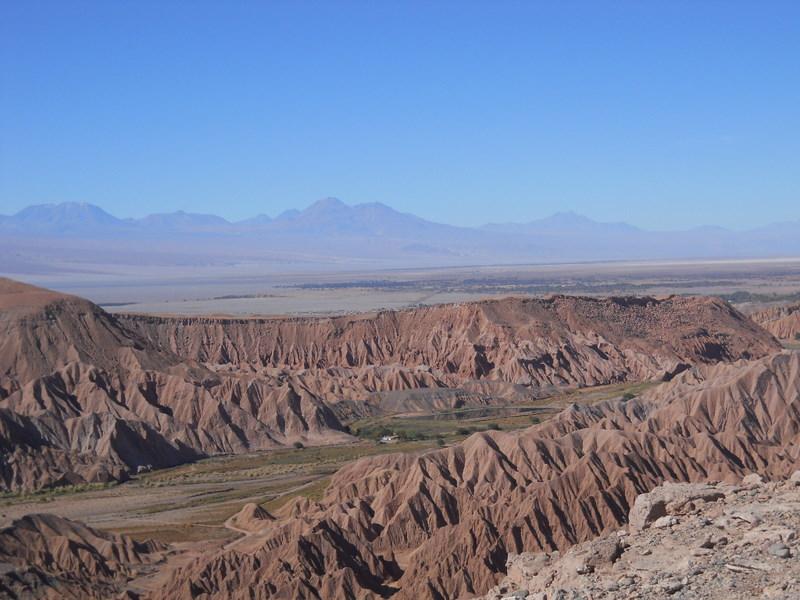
[153,352,800,600]
[0,513,166,599]
[0,278,349,492]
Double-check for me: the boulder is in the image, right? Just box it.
[629,482,724,531]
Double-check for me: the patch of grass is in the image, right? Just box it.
[0,481,116,505]
[720,290,800,304]
[111,523,237,545]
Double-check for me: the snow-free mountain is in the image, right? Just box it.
[1,198,799,270]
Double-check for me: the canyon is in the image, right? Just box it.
[151,351,800,599]
[1,276,798,599]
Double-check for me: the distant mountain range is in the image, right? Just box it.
[0,198,460,237]
[1,199,798,273]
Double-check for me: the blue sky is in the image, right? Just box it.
[1,1,798,229]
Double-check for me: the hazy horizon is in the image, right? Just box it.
[2,197,798,233]
[2,1,798,230]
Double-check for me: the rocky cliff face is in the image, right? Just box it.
[0,278,170,400]
[152,351,800,600]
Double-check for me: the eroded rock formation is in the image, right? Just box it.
[750,302,800,341]
[122,294,777,387]
[0,513,166,599]
[0,277,782,494]
[0,279,349,492]
[152,351,800,599]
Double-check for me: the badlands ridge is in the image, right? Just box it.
[0,277,798,598]
[751,302,800,342]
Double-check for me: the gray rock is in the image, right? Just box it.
[742,473,765,487]
[731,511,762,527]
[662,580,685,594]
[715,516,732,529]
[629,483,723,531]
[768,543,791,559]
[653,515,679,529]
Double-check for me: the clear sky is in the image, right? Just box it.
[1,1,798,229]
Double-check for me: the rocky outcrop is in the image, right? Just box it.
[750,302,800,341]
[0,513,166,599]
[486,474,800,599]
[628,482,724,532]
[150,351,800,600]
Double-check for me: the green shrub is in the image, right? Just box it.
[622,392,636,401]
[456,427,471,436]
[529,415,541,424]
[293,441,305,449]
[487,423,501,431]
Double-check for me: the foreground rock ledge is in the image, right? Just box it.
[484,474,800,600]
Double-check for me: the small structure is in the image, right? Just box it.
[379,434,399,444]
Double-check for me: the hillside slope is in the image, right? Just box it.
[483,475,800,599]
[750,302,800,341]
[0,513,166,599]
[0,277,782,494]
[153,351,800,599]
[122,294,777,388]
[0,279,348,492]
